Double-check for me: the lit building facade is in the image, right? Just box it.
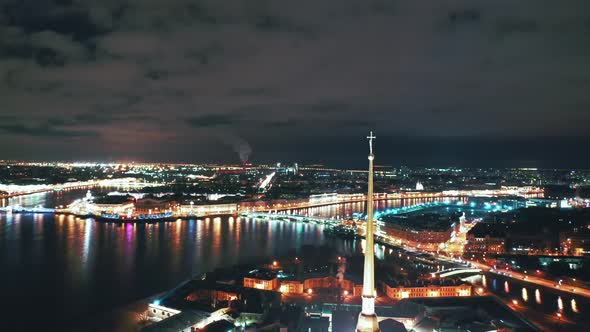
[243,274,278,291]
[178,203,238,217]
[277,276,360,295]
[279,280,304,294]
[379,224,452,251]
[148,303,181,321]
[465,233,505,256]
[560,230,590,256]
[384,284,472,299]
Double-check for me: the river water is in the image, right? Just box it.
[3,190,579,331]
[0,190,340,330]
[0,190,462,330]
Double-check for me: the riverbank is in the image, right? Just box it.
[0,210,239,223]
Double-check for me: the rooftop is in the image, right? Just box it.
[246,269,277,280]
[199,319,236,332]
[159,279,280,314]
[140,310,210,332]
[382,213,452,232]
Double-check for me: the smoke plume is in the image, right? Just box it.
[219,134,252,163]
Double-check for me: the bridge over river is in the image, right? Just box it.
[240,211,343,226]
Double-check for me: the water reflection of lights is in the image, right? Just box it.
[571,299,579,313]
[521,288,528,302]
[558,296,564,311]
[535,289,542,304]
[504,280,510,293]
[482,275,487,288]
[82,219,92,262]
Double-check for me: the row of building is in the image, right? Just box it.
[142,269,488,332]
[144,280,280,332]
[465,223,590,257]
[67,193,238,220]
[243,269,472,300]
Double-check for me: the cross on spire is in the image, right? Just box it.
[367,131,376,155]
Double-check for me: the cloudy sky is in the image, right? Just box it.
[1,0,589,167]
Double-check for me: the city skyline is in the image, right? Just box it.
[1,1,590,167]
[3,1,590,331]
[2,137,590,331]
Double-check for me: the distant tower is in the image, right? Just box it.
[357,132,380,332]
[459,212,467,232]
[416,181,424,191]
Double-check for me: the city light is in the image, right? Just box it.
[535,289,542,304]
[0,158,583,331]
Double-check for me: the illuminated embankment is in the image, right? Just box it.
[246,187,543,213]
[0,178,148,199]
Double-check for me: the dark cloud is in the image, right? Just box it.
[71,112,151,126]
[495,18,538,37]
[228,87,277,97]
[184,43,224,65]
[2,0,109,41]
[251,14,315,38]
[304,101,351,113]
[187,114,240,128]
[92,95,143,114]
[448,8,482,25]
[0,122,96,138]
[0,0,589,167]
[145,69,168,80]
[370,0,397,16]
[0,28,89,67]
[269,119,297,128]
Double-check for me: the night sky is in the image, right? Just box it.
[1,1,590,168]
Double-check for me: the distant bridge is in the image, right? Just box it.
[0,178,153,199]
[436,268,483,278]
[240,212,343,226]
[0,206,55,213]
